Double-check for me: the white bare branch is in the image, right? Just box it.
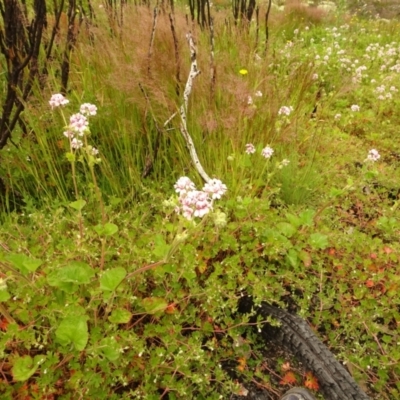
[179,33,211,183]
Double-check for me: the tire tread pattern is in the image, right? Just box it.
[238,297,370,400]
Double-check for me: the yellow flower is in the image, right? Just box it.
[239,69,248,75]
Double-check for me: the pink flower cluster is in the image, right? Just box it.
[245,143,274,159]
[80,103,98,116]
[261,146,274,159]
[278,106,293,116]
[366,149,380,162]
[174,177,227,220]
[69,113,89,136]
[49,93,69,109]
[49,94,98,154]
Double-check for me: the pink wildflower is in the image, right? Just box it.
[366,149,380,162]
[49,94,69,109]
[80,103,98,116]
[278,106,293,116]
[245,143,256,154]
[261,146,274,159]
[71,138,83,149]
[202,179,227,200]
[174,177,196,195]
[69,113,89,135]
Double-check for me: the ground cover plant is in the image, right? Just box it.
[0,0,399,398]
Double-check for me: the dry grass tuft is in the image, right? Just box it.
[271,0,332,28]
[72,6,191,120]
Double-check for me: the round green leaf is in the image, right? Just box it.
[142,297,168,315]
[309,233,329,250]
[47,261,95,292]
[99,267,126,291]
[55,315,89,351]
[103,223,119,236]
[12,355,45,381]
[108,308,132,324]
[99,337,120,361]
[0,289,11,302]
[69,199,86,211]
[6,254,43,274]
[277,222,297,238]
[94,223,119,237]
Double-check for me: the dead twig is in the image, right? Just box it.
[179,33,211,183]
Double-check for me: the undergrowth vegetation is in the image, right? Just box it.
[0,0,399,399]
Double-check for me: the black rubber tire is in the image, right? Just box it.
[281,387,317,400]
[237,296,370,400]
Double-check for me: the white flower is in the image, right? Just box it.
[247,96,253,105]
[334,113,341,120]
[192,191,212,217]
[80,103,98,116]
[366,149,380,162]
[63,130,74,138]
[69,113,89,135]
[49,94,69,109]
[278,106,293,116]
[245,143,256,154]
[173,177,226,220]
[178,190,212,220]
[174,177,196,195]
[350,104,360,112]
[261,146,274,159]
[255,90,263,97]
[202,179,227,200]
[278,159,290,169]
[71,138,83,149]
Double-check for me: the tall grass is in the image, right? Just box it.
[3,1,397,210]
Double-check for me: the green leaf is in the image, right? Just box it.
[55,315,89,351]
[103,223,118,236]
[142,297,168,314]
[286,248,299,268]
[299,250,312,267]
[285,213,301,229]
[6,254,42,274]
[94,223,119,236]
[22,258,43,272]
[277,222,297,238]
[329,187,344,197]
[12,355,45,381]
[299,209,315,226]
[309,233,329,250]
[47,261,95,291]
[69,199,86,211]
[109,196,122,206]
[152,234,171,259]
[108,309,132,324]
[364,170,378,180]
[99,337,120,361]
[99,267,126,291]
[0,289,11,302]
[66,152,76,162]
